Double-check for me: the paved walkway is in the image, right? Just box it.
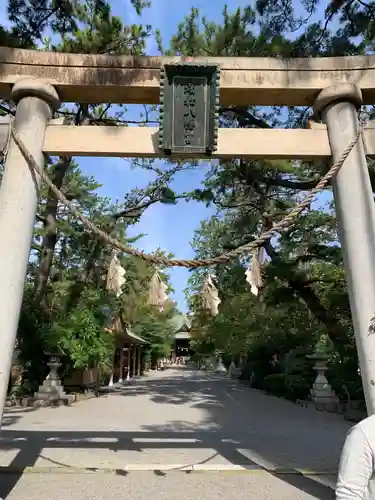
[0,368,351,499]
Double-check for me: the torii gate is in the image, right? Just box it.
[0,47,375,422]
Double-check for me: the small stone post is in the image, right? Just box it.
[108,351,115,387]
[126,348,130,381]
[0,79,59,422]
[228,359,237,378]
[132,345,136,378]
[137,346,141,376]
[118,346,124,383]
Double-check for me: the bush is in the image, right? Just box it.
[238,362,254,381]
[285,374,311,400]
[262,373,288,397]
[262,373,311,401]
[327,353,364,402]
[47,308,115,371]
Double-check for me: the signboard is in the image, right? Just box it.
[159,63,220,156]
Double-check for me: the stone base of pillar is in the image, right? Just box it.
[310,382,339,412]
[34,356,69,406]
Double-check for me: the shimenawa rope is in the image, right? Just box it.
[8,123,361,269]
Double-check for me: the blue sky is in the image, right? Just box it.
[0,0,333,312]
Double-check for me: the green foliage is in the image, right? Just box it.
[46,295,115,372]
[158,187,177,204]
[17,287,49,393]
[262,373,312,401]
[262,374,289,397]
[133,309,174,359]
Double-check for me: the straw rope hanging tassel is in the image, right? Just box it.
[245,247,265,297]
[148,271,169,312]
[202,274,221,316]
[106,253,126,298]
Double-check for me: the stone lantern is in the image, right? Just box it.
[215,351,227,373]
[34,352,68,405]
[307,337,338,412]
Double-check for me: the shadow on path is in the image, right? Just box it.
[0,370,346,499]
[1,407,37,428]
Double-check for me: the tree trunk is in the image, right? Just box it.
[64,240,104,313]
[264,241,349,348]
[287,277,349,347]
[34,156,72,306]
[65,219,121,312]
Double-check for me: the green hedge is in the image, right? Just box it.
[262,373,311,401]
[262,374,288,397]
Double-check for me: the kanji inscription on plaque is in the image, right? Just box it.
[159,64,220,156]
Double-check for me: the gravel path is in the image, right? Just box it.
[3,471,335,500]
[0,368,349,499]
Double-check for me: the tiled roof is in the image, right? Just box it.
[104,316,148,344]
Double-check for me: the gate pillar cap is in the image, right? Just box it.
[12,78,60,111]
[314,83,362,118]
